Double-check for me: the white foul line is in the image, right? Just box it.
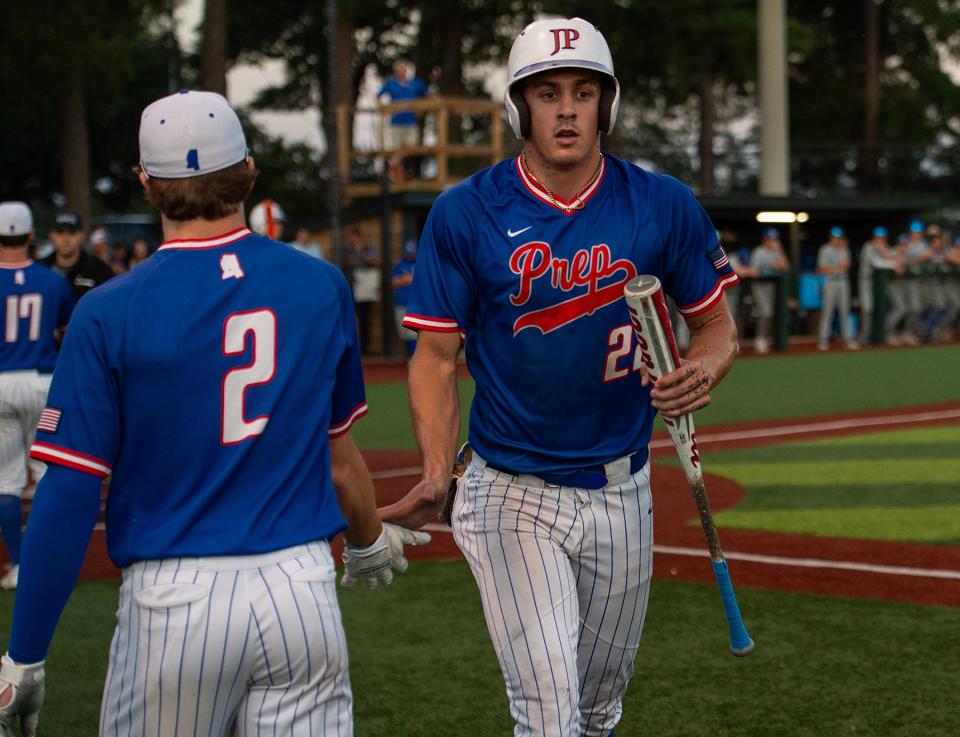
[654,544,960,581]
[648,407,960,450]
[377,529,960,581]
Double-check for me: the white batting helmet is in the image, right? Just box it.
[504,17,620,139]
[248,199,286,239]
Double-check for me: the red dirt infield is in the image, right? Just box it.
[16,401,960,608]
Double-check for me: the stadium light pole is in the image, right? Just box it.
[758,0,790,196]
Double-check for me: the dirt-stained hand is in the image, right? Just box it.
[645,359,714,418]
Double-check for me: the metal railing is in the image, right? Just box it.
[336,96,505,198]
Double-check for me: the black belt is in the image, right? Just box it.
[496,448,649,490]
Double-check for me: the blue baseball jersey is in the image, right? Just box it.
[392,259,416,305]
[404,154,737,475]
[0,261,74,373]
[378,77,428,125]
[30,228,367,567]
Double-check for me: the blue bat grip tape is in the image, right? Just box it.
[711,560,755,656]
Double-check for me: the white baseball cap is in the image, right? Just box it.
[0,201,33,237]
[139,90,248,179]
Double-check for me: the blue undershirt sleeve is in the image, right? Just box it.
[6,464,102,664]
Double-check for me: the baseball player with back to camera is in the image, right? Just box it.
[383,17,739,737]
[0,90,428,737]
[0,202,74,592]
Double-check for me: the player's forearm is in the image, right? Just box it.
[408,334,461,483]
[685,302,739,390]
[329,432,382,547]
[7,465,101,664]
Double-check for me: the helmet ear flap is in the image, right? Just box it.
[598,76,620,134]
[507,86,531,139]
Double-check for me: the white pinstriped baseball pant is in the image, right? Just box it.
[452,455,654,737]
[99,541,352,737]
[0,370,51,494]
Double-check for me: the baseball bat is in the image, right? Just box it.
[623,275,755,657]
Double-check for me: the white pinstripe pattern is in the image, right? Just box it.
[99,541,352,737]
[0,371,52,494]
[452,458,653,737]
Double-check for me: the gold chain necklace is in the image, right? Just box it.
[521,152,603,213]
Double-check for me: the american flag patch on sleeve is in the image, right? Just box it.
[708,246,730,271]
[37,407,62,434]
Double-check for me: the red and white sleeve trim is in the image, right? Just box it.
[402,313,460,333]
[329,402,369,438]
[678,273,741,317]
[30,441,112,478]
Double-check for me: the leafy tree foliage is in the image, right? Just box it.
[0,1,174,221]
[789,0,960,195]
[4,0,960,221]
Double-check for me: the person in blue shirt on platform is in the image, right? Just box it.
[0,90,427,737]
[379,60,428,180]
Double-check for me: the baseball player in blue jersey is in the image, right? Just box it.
[383,17,739,737]
[0,202,74,591]
[0,90,426,737]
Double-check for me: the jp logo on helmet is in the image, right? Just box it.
[504,17,620,139]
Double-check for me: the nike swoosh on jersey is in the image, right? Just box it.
[507,226,533,238]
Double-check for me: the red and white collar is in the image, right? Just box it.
[515,155,606,216]
[157,227,252,251]
[0,259,32,269]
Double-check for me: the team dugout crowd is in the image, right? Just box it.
[725,220,960,351]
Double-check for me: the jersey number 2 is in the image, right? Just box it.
[4,294,42,343]
[222,309,277,445]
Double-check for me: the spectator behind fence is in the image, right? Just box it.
[290,227,324,259]
[750,227,789,354]
[817,226,859,351]
[924,227,951,342]
[885,233,913,345]
[128,237,151,269]
[944,236,960,342]
[110,242,130,274]
[724,242,756,333]
[344,227,382,355]
[857,226,897,345]
[902,220,930,343]
[88,227,111,264]
[40,212,115,301]
[391,240,418,359]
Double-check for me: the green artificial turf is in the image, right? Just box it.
[353,380,473,450]
[3,562,959,737]
[698,425,960,543]
[354,345,960,449]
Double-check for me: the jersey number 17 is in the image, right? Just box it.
[4,294,42,343]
